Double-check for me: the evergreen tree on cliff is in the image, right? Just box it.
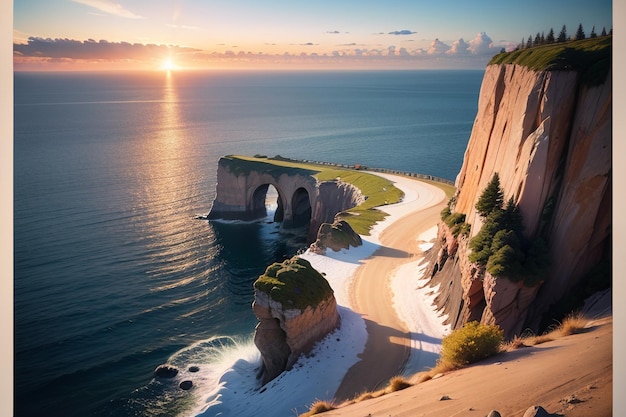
[546,28,555,43]
[575,23,586,40]
[475,173,504,218]
[557,25,568,42]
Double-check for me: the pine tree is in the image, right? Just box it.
[503,196,524,233]
[475,173,504,218]
[546,28,555,43]
[575,23,585,40]
[601,27,607,36]
[526,36,533,49]
[590,25,597,38]
[557,25,567,42]
[540,31,545,45]
[534,32,542,46]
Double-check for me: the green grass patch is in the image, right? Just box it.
[489,36,611,86]
[227,155,405,235]
[254,257,333,310]
[315,168,404,235]
[226,155,454,235]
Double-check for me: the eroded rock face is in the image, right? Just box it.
[310,219,362,254]
[252,257,340,384]
[426,63,611,337]
[208,157,364,243]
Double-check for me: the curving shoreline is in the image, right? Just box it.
[194,173,453,416]
[332,173,449,401]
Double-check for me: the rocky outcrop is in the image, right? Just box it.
[309,180,365,242]
[427,40,611,337]
[252,257,340,384]
[310,219,362,254]
[208,156,364,243]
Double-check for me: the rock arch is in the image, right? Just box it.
[208,156,365,242]
[288,187,312,228]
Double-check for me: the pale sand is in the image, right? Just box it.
[326,316,613,417]
[334,175,448,401]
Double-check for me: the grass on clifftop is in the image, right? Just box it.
[488,35,611,86]
[254,257,333,310]
[226,155,405,235]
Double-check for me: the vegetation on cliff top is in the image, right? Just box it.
[488,35,611,86]
[224,155,405,235]
[254,256,334,310]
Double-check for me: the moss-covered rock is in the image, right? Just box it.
[254,257,334,311]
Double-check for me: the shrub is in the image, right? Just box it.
[440,322,504,367]
[440,205,452,221]
[558,312,588,336]
[387,376,412,392]
[300,400,335,417]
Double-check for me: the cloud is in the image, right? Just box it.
[427,38,450,54]
[165,23,203,32]
[14,32,502,70]
[326,30,341,34]
[468,32,494,54]
[447,38,470,54]
[388,30,417,36]
[71,0,144,19]
[13,37,199,60]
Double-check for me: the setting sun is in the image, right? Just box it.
[161,58,177,71]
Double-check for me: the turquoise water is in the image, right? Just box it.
[13,69,483,416]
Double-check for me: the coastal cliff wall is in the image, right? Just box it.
[428,49,611,337]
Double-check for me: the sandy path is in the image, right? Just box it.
[333,177,447,401]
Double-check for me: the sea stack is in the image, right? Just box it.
[252,256,340,384]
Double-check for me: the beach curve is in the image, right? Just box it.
[333,173,448,401]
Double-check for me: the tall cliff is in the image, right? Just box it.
[428,37,611,337]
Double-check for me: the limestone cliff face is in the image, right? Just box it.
[252,257,340,384]
[429,62,611,337]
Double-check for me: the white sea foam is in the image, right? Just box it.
[191,174,449,417]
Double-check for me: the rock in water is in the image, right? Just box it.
[179,380,193,390]
[154,365,179,378]
[252,256,340,384]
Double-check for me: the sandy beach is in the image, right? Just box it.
[333,174,448,401]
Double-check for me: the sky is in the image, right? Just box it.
[11,1,615,70]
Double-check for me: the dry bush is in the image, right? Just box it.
[559,312,588,336]
[299,400,335,417]
[387,376,412,392]
[503,335,528,351]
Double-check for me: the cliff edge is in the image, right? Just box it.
[428,36,611,337]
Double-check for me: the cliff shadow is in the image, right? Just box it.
[322,239,411,265]
[334,316,440,401]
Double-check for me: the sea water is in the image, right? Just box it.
[13,69,483,416]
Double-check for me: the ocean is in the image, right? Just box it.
[13,69,483,416]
